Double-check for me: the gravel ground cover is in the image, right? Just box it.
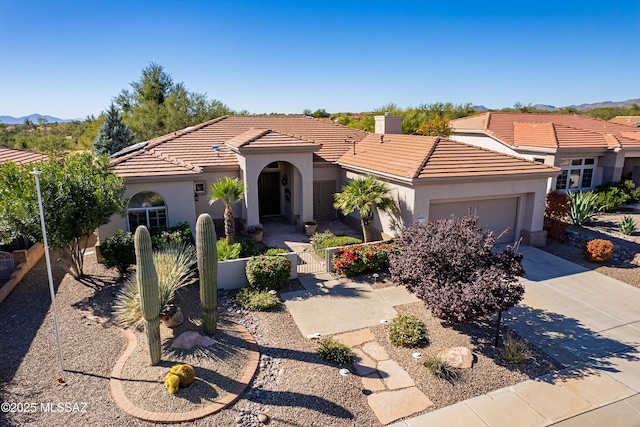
[1,247,561,426]
[541,211,640,289]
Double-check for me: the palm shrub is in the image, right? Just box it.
[209,177,244,244]
[619,215,637,235]
[245,255,291,291]
[567,191,601,225]
[334,176,396,242]
[113,241,197,328]
[387,314,427,348]
[217,238,241,261]
[100,230,135,275]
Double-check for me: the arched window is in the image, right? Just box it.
[127,191,167,232]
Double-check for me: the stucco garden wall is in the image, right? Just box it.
[217,252,297,290]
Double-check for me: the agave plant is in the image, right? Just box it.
[113,241,197,329]
[567,191,601,226]
[619,215,637,235]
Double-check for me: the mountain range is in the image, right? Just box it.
[0,114,76,125]
[473,98,640,113]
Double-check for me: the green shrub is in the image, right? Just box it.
[217,238,241,261]
[502,334,533,364]
[316,338,353,364]
[595,180,640,212]
[311,231,362,257]
[619,215,637,235]
[333,242,402,277]
[113,241,197,328]
[387,314,427,348]
[236,288,279,311]
[245,255,292,291]
[567,191,601,225]
[265,247,289,255]
[100,230,135,275]
[424,355,457,380]
[236,236,263,258]
[151,222,194,249]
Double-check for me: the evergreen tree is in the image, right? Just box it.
[93,103,135,155]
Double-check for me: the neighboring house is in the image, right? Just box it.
[99,114,559,246]
[0,146,48,165]
[450,113,640,191]
[609,116,640,127]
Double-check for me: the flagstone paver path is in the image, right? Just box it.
[334,329,433,425]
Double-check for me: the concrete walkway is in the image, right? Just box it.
[283,245,640,426]
[391,246,640,426]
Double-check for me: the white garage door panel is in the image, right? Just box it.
[429,197,518,243]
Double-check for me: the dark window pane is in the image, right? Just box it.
[571,159,582,166]
[556,170,568,190]
[584,158,595,165]
[581,168,593,188]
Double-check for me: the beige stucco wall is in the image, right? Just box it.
[239,152,314,228]
[195,169,244,220]
[98,178,198,241]
[413,177,548,237]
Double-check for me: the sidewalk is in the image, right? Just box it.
[390,246,640,426]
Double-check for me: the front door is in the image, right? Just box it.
[259,172,281,216]
[313,180,337,219]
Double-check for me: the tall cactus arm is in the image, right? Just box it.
[196,214,219,335]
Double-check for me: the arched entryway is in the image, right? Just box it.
[257,161,301,223]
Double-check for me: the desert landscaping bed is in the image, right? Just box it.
[2,249,562,426]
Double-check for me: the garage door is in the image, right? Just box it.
[429,197,518,243]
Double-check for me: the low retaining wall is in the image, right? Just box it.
[0,243,44,304]
[218,253,298,290]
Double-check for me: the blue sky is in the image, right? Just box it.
[1,1,638,119]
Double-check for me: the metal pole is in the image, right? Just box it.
[31,169,65,375]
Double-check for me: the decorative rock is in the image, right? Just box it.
[438,346,474,369]
[171,331,215,350]
[631,253,640,266]
[257,412,269,423]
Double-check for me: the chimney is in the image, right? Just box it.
[374,112,402,134]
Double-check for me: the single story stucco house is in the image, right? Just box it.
[450,113,640,192]
[99,114,560,245]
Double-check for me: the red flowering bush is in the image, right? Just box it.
[245,255,291,291]
[333,242,402,277]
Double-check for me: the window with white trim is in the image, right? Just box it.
[127,191,167,232]
[555,158,596,191]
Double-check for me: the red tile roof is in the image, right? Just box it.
[111,116,366,177]
[226,128,318,151]
[0,146,48,165]
[609,116,640,126]
[337,134,559,180]
[451,113,640,149]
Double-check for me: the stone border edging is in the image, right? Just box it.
[110,321,260,423]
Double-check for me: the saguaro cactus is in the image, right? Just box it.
[135,225,161,365]
[196,214,218,335]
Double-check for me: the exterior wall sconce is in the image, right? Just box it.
[194,193,199,202]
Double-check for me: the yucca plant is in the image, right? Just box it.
[114,241,197,328]
[619,215,637,235]
[424,355,458,380]
[567,191,601,226]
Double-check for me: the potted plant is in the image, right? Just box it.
[304,220,317,236]
[248,225,263,243]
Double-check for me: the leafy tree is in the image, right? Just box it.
[389,215,525,325]
[93,103,135,155]
[415,113,452,137]
[333,176,395,242]
[209,177,245,243]
[0,152,126,278]
[115,62,234,141]
[303,108,330,118]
